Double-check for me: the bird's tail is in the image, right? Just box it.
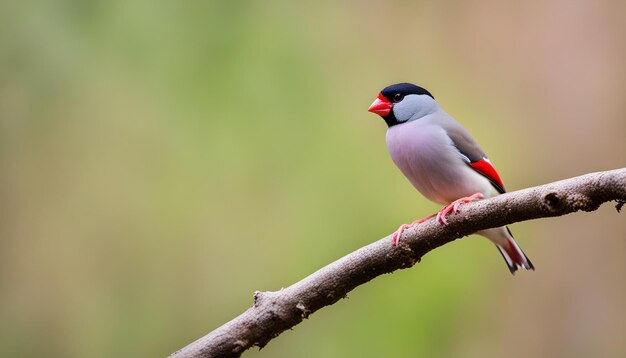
[495,227,534,275]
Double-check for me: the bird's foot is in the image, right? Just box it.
[436,192,484,225]
[391,213,437,246]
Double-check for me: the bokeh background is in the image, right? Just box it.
[2,1,625,357]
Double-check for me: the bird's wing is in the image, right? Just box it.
[467,158,505,194]
[440,117,506,194]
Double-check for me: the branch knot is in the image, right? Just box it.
[295,302,311,318]
[543,192,562,212]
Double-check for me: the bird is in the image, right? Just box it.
[367,82,533,274]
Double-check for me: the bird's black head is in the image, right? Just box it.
[381,83,434,103]
[368,83,436,127]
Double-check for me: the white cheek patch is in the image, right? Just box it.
[392,95,437,122]
[392,96,420,122]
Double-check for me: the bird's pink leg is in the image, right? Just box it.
[436,192,484,225]
[391,213,437,246]
[392,193,484,245]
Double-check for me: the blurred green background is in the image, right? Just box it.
[1,1,625,357]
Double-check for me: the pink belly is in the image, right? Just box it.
[386,123,493,204]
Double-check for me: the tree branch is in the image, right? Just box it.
[169,168,626,358]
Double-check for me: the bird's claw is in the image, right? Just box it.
[391,213,437,245]
[392,223,411,246]
[436,192,484,225]
[392,193,483,245]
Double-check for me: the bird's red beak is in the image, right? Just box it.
[368,93,391,117]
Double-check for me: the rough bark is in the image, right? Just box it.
[169,168,626,358]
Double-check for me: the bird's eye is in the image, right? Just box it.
[393,93,404,103]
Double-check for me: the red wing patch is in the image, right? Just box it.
[469,159,505,193]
